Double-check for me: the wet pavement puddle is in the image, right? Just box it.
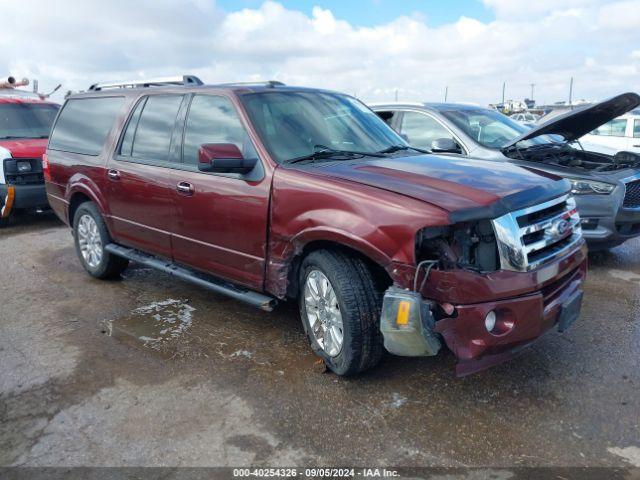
[102,293,322,377]
[105,298,196,354]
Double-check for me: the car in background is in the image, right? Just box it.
[579,109,640,155]
[372,93,640,250]
[511,112,540,125]
[0,86,59,226]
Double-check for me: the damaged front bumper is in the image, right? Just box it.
[380,243,588,376]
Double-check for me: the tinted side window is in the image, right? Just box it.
[130,95,184,162]
[610,119,627,137]
[375,110,397,127]
[634,119,640,139]
[592,118,628,137]
[400,111,455,150]
[182,95,257,165]
[49,97,125,155]
[119,98,146,157]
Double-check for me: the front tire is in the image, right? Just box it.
[298,250,384,376]
[73,202,128,279]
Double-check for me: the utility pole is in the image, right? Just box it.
[530,83,535,101]
[444,86,448,102]
[394,89,398,102]
[568,77,574,107]
[501,81,506,106]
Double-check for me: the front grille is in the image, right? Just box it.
[6,172,44,185]
[623,180,640,208]
[492,194,583,272]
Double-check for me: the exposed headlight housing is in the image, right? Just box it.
[16,160,32,173]
[568,178,615,195]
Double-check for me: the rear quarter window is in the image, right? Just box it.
[49,96,125,155]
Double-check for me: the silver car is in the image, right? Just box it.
[371,93,640,250]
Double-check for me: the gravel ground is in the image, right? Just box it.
[0,212,638,470]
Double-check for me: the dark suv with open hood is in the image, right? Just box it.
[46,76,586,376]
[373,93,640,250]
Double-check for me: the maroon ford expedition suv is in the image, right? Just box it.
[45,76,587,376]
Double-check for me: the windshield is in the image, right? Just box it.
[441,108,558,149]
[0,103,59,140]
[240,91,406,163]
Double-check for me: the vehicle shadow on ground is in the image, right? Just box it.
[587,238,640,270]
[0,210,63,237]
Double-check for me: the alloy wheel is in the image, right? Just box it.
[77,214,103,268]
[303,269,344,357]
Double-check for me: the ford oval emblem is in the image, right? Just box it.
[554,219,571,237]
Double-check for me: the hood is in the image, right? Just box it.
[501,92,640,150]
[306,155,569,218]
[0,138,48,158]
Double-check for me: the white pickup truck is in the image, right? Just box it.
[580,110,640,154]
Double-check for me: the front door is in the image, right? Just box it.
[106,94,186,258]
[170,94,270,290]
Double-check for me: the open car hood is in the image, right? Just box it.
[501,92,640,151]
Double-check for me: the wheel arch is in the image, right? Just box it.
[66,177,108,226]
[281,238,393,300]
[68,191,93,226]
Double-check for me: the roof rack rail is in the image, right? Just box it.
[213,80,285,88]
[88,75,203,91]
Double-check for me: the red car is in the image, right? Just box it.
[0,87,59,226]
[45,76,587,376]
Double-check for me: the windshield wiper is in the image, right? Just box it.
[378,145,430,154]
[0,136,30,140]
[285,145,385,164]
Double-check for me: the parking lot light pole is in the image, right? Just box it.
[569,77,574,107]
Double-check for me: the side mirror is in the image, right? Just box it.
[430,138,462,154]
[198,143,257,174]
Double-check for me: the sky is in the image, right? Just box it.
[1,0,639,105]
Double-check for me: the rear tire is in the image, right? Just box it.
[298,249,384,376]
[73,202,128,279]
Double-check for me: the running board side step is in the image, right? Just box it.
[105,244,277,312]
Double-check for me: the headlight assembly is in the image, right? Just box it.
[16,160,32,173]
[568,178,615,195]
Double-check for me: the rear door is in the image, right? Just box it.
[169,94,270,290]
[46,96,125,220]
[105,94,186,258]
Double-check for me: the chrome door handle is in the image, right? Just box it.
[107,169,120,180]
[176,181,194,195]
